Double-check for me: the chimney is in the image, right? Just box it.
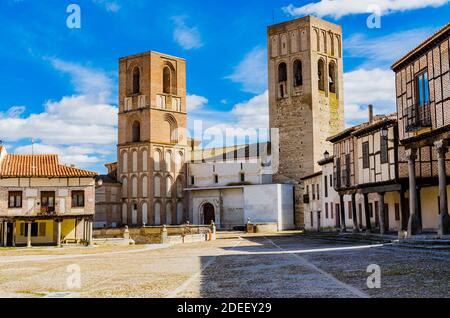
[368,104,374,124]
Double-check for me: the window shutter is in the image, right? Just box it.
[39,223,46,237]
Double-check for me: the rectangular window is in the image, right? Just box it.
[416,71,430,107]
[240,173,245,182]
[312,184,316,200]
[39,223,46,237]
[191,176,195,185]
[369,203,374,218]
[21,223,39,237]
[380,135,388,164]
[348,201,352,219]
[41,191,56,213]
[395,203,400,221]
[330,204,334,219]
[316,184,320,200]
[310,212,314,227]
[214,175,219,184]
[362,142,370,169]
[325,203,329,219]
[324,176,328,198]
[329,175,333,188]
[8,191,22,208]
[72,191,85,208]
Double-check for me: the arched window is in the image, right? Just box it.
[142,150,148,171]
[122,177,128,198]
[131,203,138,225]
[165,151,173,172]
[154,175,161,197]
[166,177,173,197]
[132,121,141,143]
[166,202,172,225]
[329,62,337,94]
[142,202,148,225]
[163,67,171,94]
[177,202,184,224]
[132,151,138,172]
[293,60,303,87]
[131,176,138,198]
[154,150,161,171]
[122,151,128,173]
[177,180,183,198]
[278,62,287,83]
[318,59,325,92]
[133,67,140,95]
[163,113,178,143]
[122,203,128,224]
[154,202,161,225]
[142,176,148,197]
[175,151,183,172]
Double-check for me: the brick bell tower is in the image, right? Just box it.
[117,51,189,227]
[268,16,345,228]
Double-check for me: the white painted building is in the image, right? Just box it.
[186,158,295,231]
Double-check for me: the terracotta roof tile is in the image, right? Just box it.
[0,154,98,178]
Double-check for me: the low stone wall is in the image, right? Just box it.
[93,224,214,245]
[247,222,278,234]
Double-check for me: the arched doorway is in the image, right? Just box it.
[202,203,215,225]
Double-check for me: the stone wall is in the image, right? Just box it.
[93,224,213,245]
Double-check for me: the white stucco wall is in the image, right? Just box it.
[187,184,294,231]
[244,184,294,231]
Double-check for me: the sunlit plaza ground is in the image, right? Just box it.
[0,233,449,298]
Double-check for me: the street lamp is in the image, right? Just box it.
[380,127,388,139]
[97,178,103,187]
[324,150,330,160]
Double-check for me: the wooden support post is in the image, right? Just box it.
[435,140,450,237]
[406,149,421,237]
[27,222,32,248]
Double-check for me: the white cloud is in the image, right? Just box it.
[92,0,121,13]
[0,96,117,145]
[14,143,108,168]
[344,68,396,126]
[231,90,269,129]
[283,0,449,19]
[0,106,25,118]
[186,94,208,112]
[345,28,436,68]
[172,16,203,50]
[1,59,117,171]
[188,91,269,148]
[226,47,267,94]
[48,58,114,102]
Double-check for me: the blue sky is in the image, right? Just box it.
[0,0,449,173]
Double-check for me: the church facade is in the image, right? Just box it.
[95,15,345,230]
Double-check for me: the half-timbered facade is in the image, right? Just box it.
[0,146,98,247]
[392,22,450,237]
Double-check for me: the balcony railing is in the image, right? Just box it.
[39,206,56,215]
[405,103,431,132]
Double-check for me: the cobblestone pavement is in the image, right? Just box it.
[0,233,449,298]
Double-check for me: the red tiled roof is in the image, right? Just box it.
[0,154,98,178]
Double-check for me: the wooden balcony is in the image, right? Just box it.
[405,103,432,132]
